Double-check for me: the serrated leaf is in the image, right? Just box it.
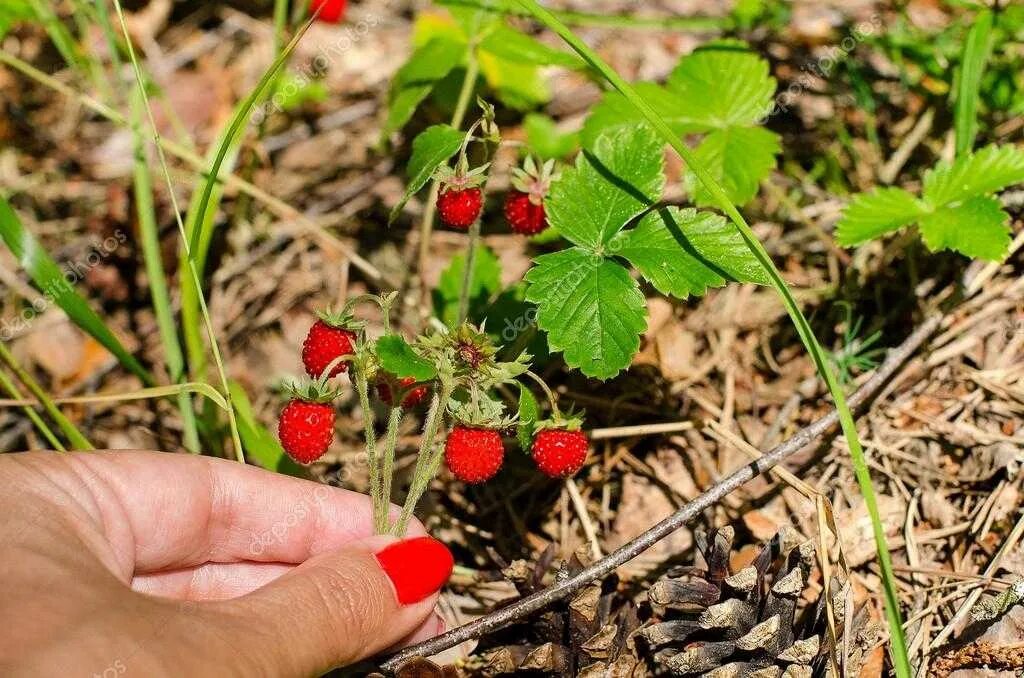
[432,244,502,327]
[479,25,582,68]
[375,336,437,381]
[389,124,465,224]
[580,83,704,149]
[516,383,540,450]
[524,248,646,379]
[686,126,780,206]
[835,187,928,246]
[478,50,549,111]
[922,145,1024,207]
[612,207,769,298]
[524,113,578,160]
[547,126,664,250]
[667,42,776,128]
[382,37,465,138]
[918,196,1010,261]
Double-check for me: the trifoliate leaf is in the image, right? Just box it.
[517,382,540,451]
[524,248,646,379]
[432,244,502,327]
[612,207,768,299]
[922,145,1024,207]
[666,43,776,128]
[686,126,780,206]
[546,126,664,251]
[375,336,438,381]
[389,124,465,224]
[918,196,1011,261]
[382,37,465,138]
[524,113,579,160]
[835,187,928,246]
[478,50,549,111]
[479,25,582,68]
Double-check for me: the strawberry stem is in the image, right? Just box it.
[378,406,404,531]
[393,384,452,535]
[524,369,561,421]
[353,367,386,534]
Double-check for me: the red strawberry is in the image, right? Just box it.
[279,399,336,464]
[310,0,346,23]
[532,429,589,478]
[302,319,356,379]
[506,156,557,236]
[504,190,548,235]
[444,426,504,484]
[437,187,483,230]
[376,375,429,408]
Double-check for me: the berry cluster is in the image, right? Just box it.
[276,300,591,526]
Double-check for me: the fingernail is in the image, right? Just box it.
[375,536,453,605]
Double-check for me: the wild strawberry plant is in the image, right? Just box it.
[836,145,1024,261]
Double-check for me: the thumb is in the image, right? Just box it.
[211,535,453,674]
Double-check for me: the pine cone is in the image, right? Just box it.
[637,527,855,677]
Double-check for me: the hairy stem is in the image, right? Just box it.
[379,406,404,532]
[354,368,384,534]
[456,219,481,325]
[394,386,451,536]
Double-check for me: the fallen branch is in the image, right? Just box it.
[379,313,943,673]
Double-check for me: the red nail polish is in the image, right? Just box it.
[375,536,453,605]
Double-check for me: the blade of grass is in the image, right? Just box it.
[0,382,230,411]
[110,1,316,463]
[952,8,993,157]
[0,198,152,385]
[0,367,66,450]
[0,342,93,449]
[511,2,911,675]
[26,0,85,74]
[438,0,730,31]
[129,85,200,452]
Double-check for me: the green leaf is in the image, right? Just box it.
[581,83,702,149]
[524,248,646,379]
[478,50,549,110]
[432,244,502,327]
[835,187,927,246]
[523,113,578,160]
[666,42,776,128]
[546,126,664,250]
[922,145,1024,207]
[612,207,769,298]
[478,25,582,68]
[0,198,151,384]
[375,336,438,381]
[686,126,780,206]
[952,9,993,157]
[229,381,305,477]
[389,124,465,224]
[516,382,540,450]
[918,196,1010,261]
[382,37,465,138]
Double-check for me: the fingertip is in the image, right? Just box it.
[374,536,453,606]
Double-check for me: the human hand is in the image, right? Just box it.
[0,450,453,677]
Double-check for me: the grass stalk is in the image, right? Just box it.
[128,85,200,452]
[26,0,86,74]
[953,8,993,157]
[0,368,66,450]
[511,2,911,674]
[0,342,93,450]
[110,0,244,461]
[439,0,730,31]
